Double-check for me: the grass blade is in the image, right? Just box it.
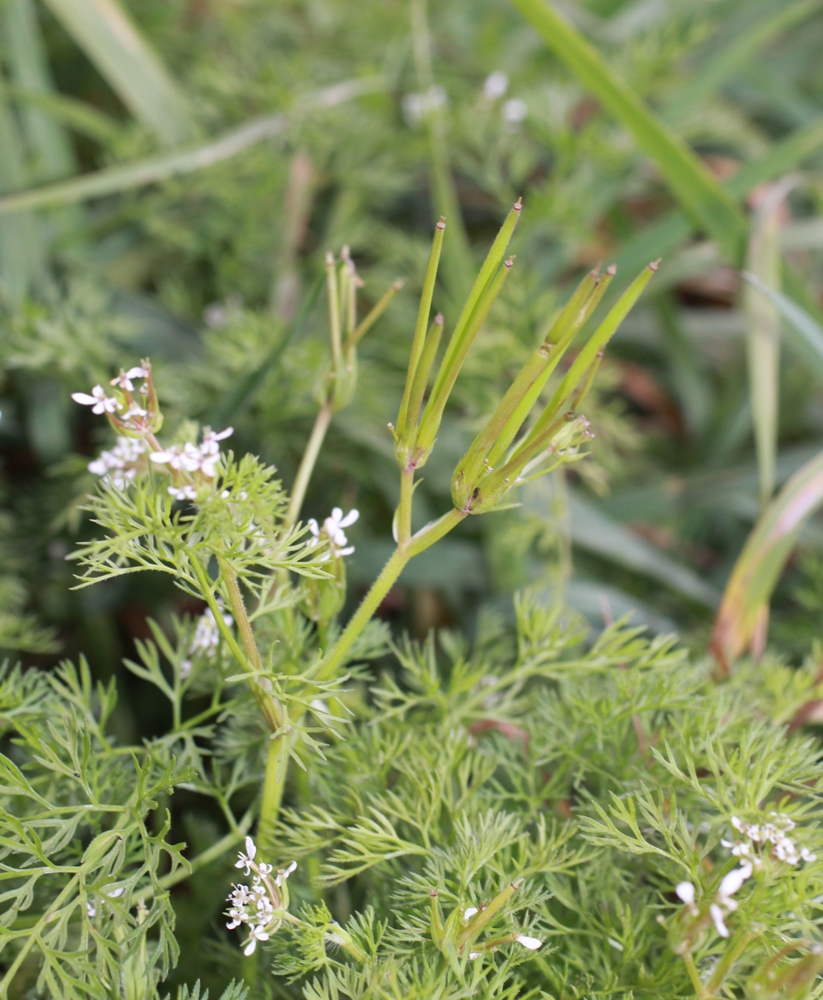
[3,0,75,180]
[569,492,718,609]
[0,77,385,215]
[0,89,44,299]
[711,448,823,674]
[742,270,823,382]
[41,0,196,146]
[613,115,823,280]
[745,180,795,509]
[509,0,747,261]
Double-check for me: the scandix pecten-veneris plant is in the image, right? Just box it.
[3,204,823,1000]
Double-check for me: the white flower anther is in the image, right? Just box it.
[516,935,542,950]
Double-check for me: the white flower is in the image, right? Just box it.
[516,935,542,950]
[72,385,120,415]
[110,367,148,392]
[801,846,817,862]
[402,85,448,126]
[308,507,359,558]
[469,951,481,960]
[190,604,233,658]
[710,902,729,938]
[274,860,297,887]
[236,836,257,876]
[121,403,148,422]
[718,863,752,905]
[675,882,695,905]
[88,436,147,489]
[243,923,270,956]
[169,485,197,501]
[502,98,527,125]
[464,906,479,921]
[104,886,125,898]
[483,70,508,101]
[86,901,96,918]
[200,426,233,456]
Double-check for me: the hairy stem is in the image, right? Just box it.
[287,402,333,527]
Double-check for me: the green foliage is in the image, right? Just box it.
[3,0,823,997]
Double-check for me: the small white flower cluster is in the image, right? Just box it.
[88,436,147,489]
[480,71,527,126]
[307,507,359,559]
[402,85,448,126]
[225,837,297,956]
[723,813,816,869]
[150,426,233,501]
[180,601,234,678]
[674,813,816,939]
[72,367,151,429]
[462,905,542,958]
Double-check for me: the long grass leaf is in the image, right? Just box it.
[711,448,823,673]
[569,492,718,609]
[745,181,794,509]
[0,78,386,215]
[613,117,823,279]
[509,0,747,261]
[41,0,196,146]
[743,271,823,382]
[4,86,123,144]
[0,89,44,299]
[3,0,75,180]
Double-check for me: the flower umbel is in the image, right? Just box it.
[226,837,297,957]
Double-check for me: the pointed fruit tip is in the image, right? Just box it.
[606,264,617,276]
[436,217,446,230]
[325,250,335,265]
[504,256,515,268]
[514,196,523,210]
[649,258,662,271]
[434,312,445,325]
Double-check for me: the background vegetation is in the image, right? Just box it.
[3,0,823,995]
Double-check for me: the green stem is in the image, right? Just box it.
[316,507,465,682]
[191,555,281,732]
[706,930,754,995]
[218,557,264,674]
[286,402,333,527]
[0,875,81,997]
[398,467,415,545]
[260,734,288,849]
[682,952,709,1000]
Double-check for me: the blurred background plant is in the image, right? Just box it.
[4,0,823,993]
